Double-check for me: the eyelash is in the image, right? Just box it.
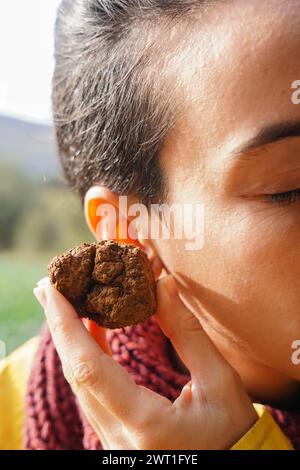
[266,188,300,206]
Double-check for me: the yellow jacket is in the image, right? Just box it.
[0,338,295,450]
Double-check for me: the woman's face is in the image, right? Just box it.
[154,0,300,400]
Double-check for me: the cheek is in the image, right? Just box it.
[156,205,300,373]
[220,207,300,311]
[216,209,300,373]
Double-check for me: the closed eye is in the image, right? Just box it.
[266,188,300,206]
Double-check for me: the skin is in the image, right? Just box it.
[155,0,300,404]
[34,0,300,449]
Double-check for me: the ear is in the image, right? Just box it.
[84,185,163,279]
[84,185,136,244]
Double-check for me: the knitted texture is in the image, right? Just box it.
[24,318,300,450]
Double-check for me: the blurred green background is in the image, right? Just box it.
[0,116,93,354]
[0,2,90,357]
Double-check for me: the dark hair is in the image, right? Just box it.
[52,0,208,205]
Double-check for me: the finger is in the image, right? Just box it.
[75,388,119,450]
[77,389,137,450]
[33,281,141,424]
[155,275,228,380]
[81,395,110,450]
[35,277,112,354]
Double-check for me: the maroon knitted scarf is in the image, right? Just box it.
[24,318,300,450]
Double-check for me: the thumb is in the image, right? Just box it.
[155,275,227,380]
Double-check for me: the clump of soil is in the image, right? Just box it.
[48,240,156,329]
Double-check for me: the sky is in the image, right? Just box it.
[0,0,62,124]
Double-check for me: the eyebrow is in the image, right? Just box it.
[231,120,300,158]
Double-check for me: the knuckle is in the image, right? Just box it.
[166,317,202,343]
[173,316,204,344]
[183,314,203,334]
[70,359,98,389]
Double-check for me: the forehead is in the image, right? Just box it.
[167,0,300,157]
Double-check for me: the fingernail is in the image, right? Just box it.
[37,277,50,287]
[165,275,178,298]
[33,286,47,309]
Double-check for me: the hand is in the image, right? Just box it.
[33,275,257,450]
